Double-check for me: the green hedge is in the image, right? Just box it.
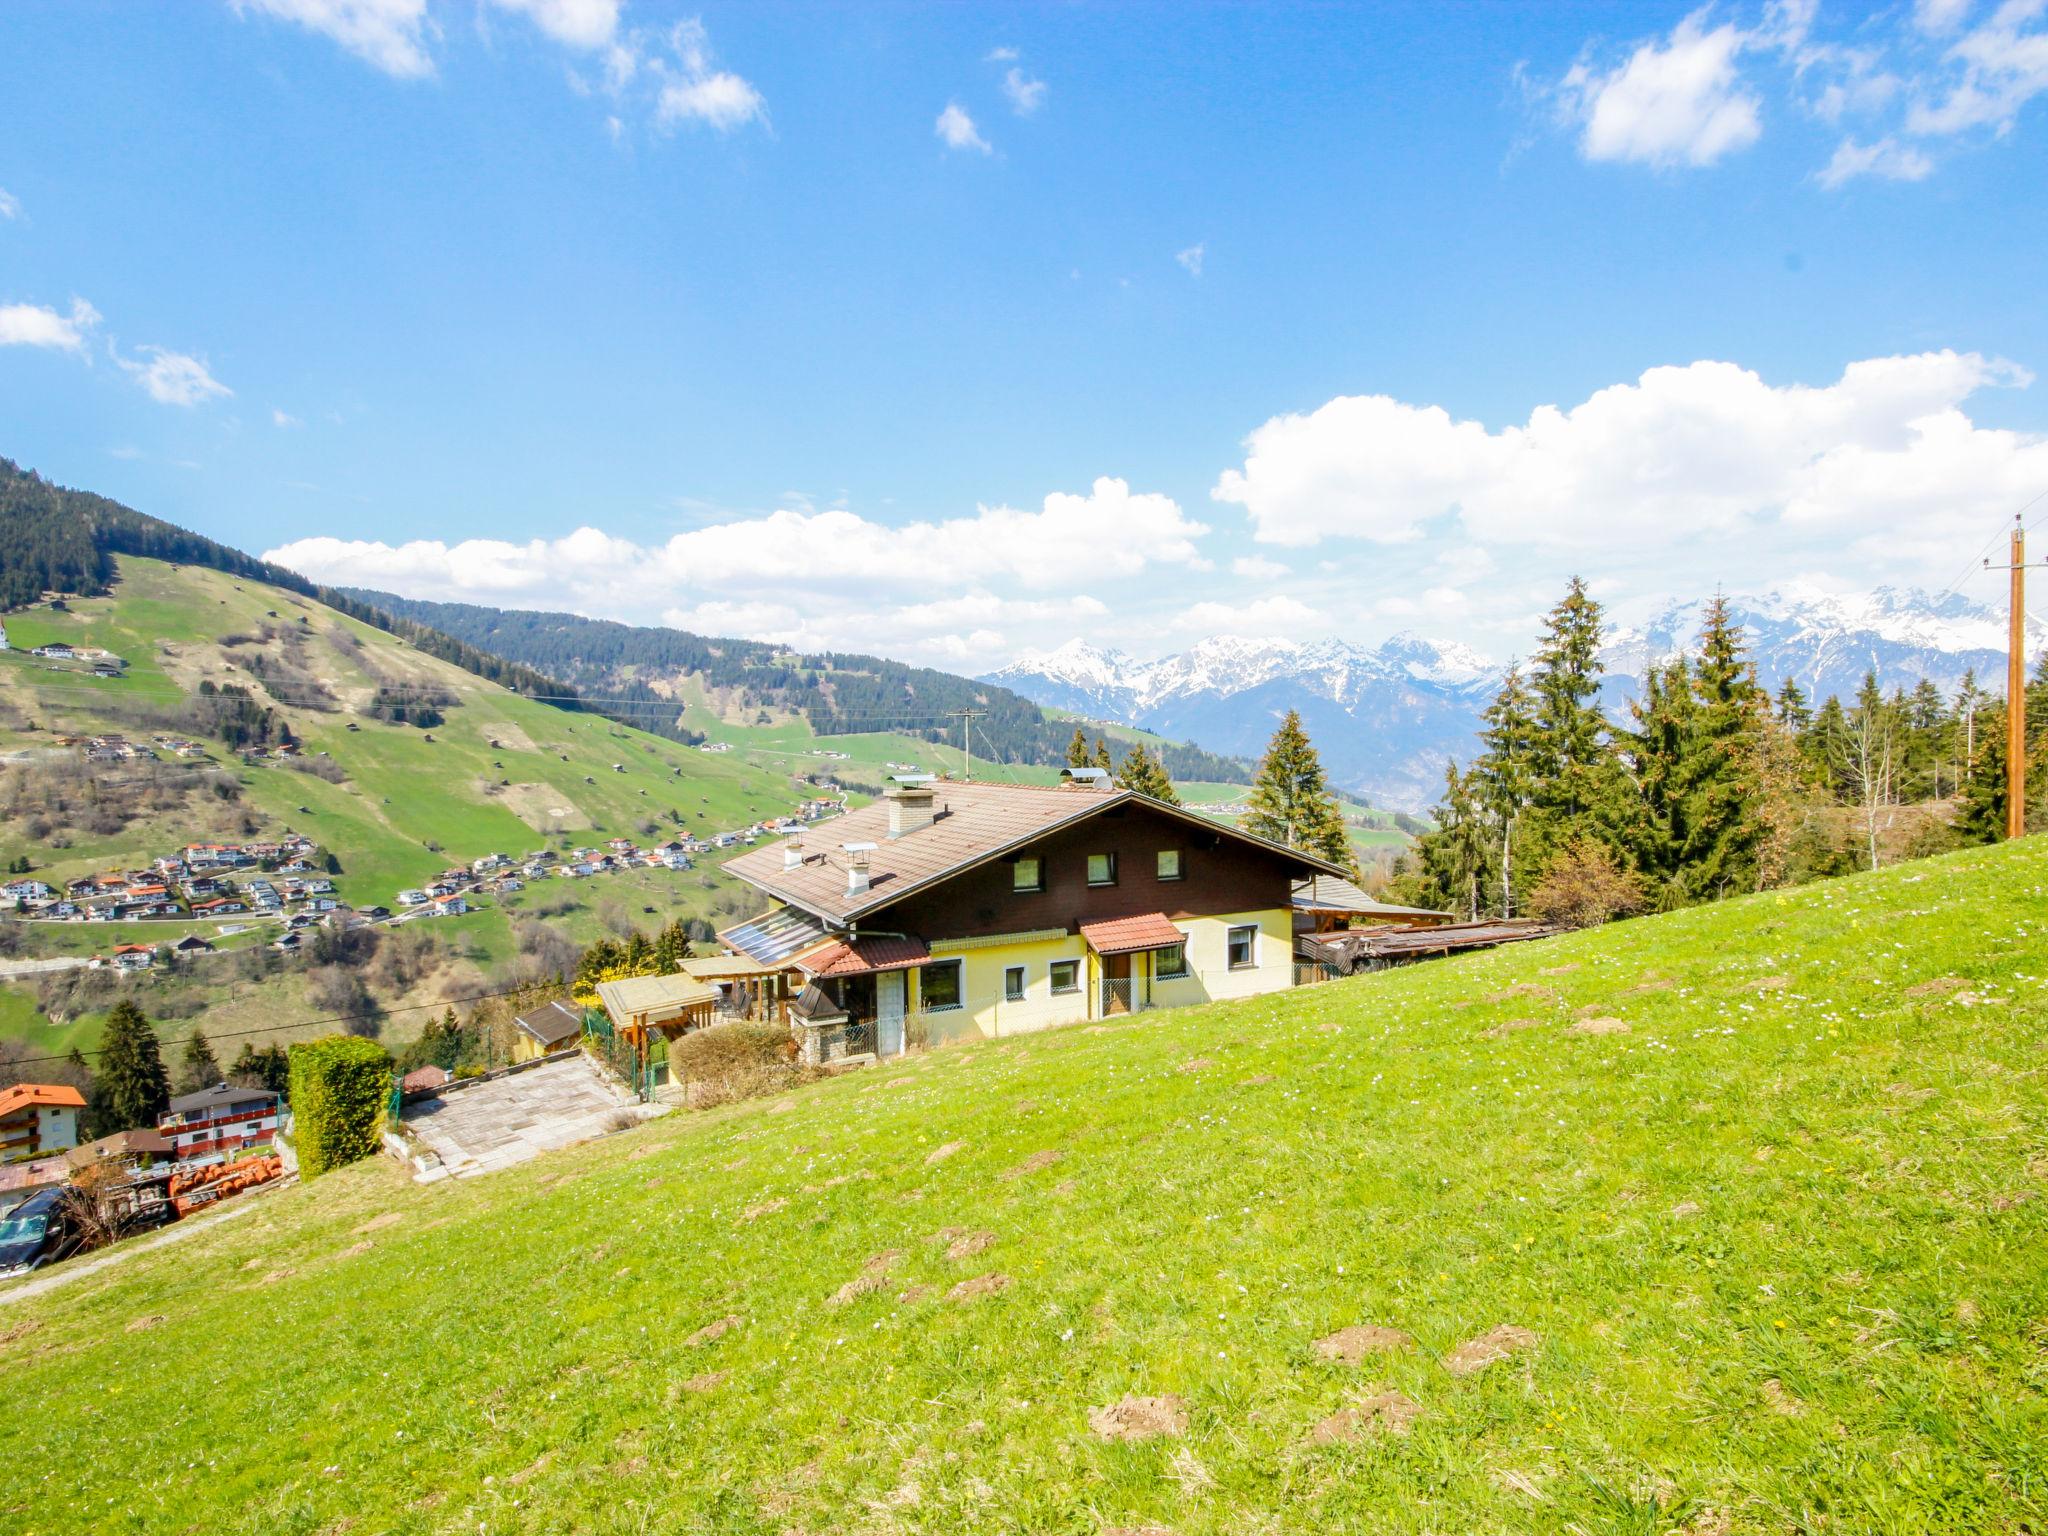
[289,1034,393,1179]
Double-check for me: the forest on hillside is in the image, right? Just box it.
[0,458,582,711]
[1393,577,2043,924]
[347,591,1253,783]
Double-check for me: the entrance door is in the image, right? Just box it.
[876,969,906,1057]
[1100,952,1132,1016]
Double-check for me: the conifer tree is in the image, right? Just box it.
[1470,663,1538,915]
[1114,744,1181,805]
[1672,596,1769,898]
[1406,764,1489,918]
[97,1000,169,1133]
[177,1028,222,1096]
[1773,676,1811,731]
[1066,728,1091,768]
[1242,709,1354,871]
[1093,736,1114,772]
[1624,656,1696,897]
[623,928,653,973]
[1524,577,1635,857]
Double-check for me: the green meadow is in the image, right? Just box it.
[5,836,2044,1533]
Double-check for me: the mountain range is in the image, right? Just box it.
[984,585,2047,811]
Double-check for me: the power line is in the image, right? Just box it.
[0,979,554,1069]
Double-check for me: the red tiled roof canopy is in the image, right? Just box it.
[1080,912,1184,955]
[796,935,931,978]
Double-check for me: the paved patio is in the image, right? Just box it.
[400,1053,657,1179]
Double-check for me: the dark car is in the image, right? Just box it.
[0,1187,75,1279]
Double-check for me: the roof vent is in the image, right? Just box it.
[842,841,877,898]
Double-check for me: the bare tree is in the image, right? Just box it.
[1835,707,1899,871]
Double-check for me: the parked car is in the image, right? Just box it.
[0,1187,77,1278]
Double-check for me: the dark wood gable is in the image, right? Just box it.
[873,797,1300,941]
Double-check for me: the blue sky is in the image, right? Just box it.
[4,0,2047,668]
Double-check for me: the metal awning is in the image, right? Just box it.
[718,905,829,966]
[1080,912,1185,956]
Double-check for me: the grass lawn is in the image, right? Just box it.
[5,837,2046,1532]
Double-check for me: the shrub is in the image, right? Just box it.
[1526,838,1648,930]
[668,1022,811,1109]
[289,1034,392,1178]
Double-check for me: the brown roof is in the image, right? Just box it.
[64,1128,172,1169]
[1080,912,1185,955]
[400,1065,452,1092]
[512,998,586,1046]
[795,935,930,978]
[724,779,1346,925]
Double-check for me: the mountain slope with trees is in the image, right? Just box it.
[344,589,1250,784]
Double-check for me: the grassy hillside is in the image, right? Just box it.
[7,838,2046,1533]
[0,556,813,1055]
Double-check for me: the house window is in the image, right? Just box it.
[1050,959,1080,994]
[1155,941,1189,979]
[1012,856,1043,893]
[1086,852,1117,886]
[1226,924,1258,970]
[1004,965,1026,1003]
[1156,849,1183,881]
[920,960,963,1012]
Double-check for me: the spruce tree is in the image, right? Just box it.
[1408,764,1489,918]
[97,1000,170,1132]
[1114,744,1181,805]
[1524,577,1634,858]
[177,1028,222,1095]
[1624,656,1696,896]
[1242,709,1354,871]
[1673,596,1769,899]
[1471,663,1539,915]
[1773,677,1811,731]
[1066,728,1090,768]
[1093,736,1114,772]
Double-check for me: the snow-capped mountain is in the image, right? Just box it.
[1602,584,2043,706]
[984,633,1499,811]
[984,587,2042,813]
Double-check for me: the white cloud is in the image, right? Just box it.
[985,46,1019,63]
[1555,10,1763,167]
[653,19,766,131]
[119,346,233,407]
[1232,555,1288,580]
[0,188,19,220]
[1212,351,2047,585]
[1175,242,1205,278]
[1907,0,2048,136]
[272,407,304,428]
[1914,0,1974,34]
[266,478,1204,662]
[1818,135,1936,185]
[1171,595,1323,634]
[936,102,992,154]
[486,0,619,51]
[0,297,99,352]
[1001,67,1047,115]
[231,0,436,79]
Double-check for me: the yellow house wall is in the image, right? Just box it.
[910,906,1294,1045]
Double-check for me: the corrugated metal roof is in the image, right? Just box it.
[1079,912,1185,955]
[1292,875,1450,921]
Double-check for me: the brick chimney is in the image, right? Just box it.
[884,779,936,839]
[843,842,876,898]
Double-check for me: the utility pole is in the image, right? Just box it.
[1987,517,2043,839]
[946,708,986,781]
